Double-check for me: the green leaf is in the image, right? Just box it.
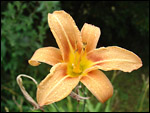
[1,38,7,62]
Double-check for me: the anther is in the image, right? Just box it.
[83,42,87,46]
[74,48,78,53]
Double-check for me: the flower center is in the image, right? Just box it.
[67,45,92,77]
[72,62,82,74]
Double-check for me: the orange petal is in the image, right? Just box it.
[28,47,62,66]
[87,46,142,72]
[80,70,113,103]
[48,10,83,61]
[37,63,80,106]
[81,23,101,52]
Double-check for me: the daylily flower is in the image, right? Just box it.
[28,10,142,106]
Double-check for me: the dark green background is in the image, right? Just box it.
[1,1,149,112]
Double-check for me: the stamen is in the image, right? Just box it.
[74,41,78,52]
[79,42,87,61]
[83,42,87,51]
[72,42,88,74]
[83,42,87,47]
[68,41,91,76]
[72,52,82,73]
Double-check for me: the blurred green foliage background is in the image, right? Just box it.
[1,1,149,112]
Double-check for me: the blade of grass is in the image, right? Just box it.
[137,74,149,112]
[52,103,60,112]
[67,96,73,112]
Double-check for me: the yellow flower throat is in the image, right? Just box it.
[67,46,92,77]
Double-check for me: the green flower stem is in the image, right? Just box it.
[138,75,149,112]
[81,83,87,112]
[67,96,73,112]
[52,103,60,112]
[82,93,87,112]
